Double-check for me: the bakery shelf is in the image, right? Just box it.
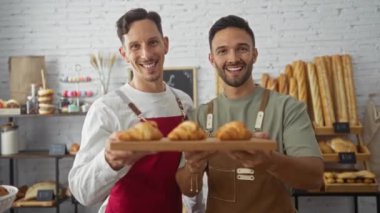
[323,176,378,192]
[313,123,363,136]
[322,145,370,162]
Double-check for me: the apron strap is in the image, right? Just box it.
[167,87,186,119]
[115,89,147,122]
[115,86,186,121]
[254,89,270,131]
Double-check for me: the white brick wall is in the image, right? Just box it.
[1,0,380,212]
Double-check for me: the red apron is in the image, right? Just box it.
[106,115,183,213]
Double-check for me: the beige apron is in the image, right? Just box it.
[205,90,295,213]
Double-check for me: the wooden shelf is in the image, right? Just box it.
[322,145,371,162]
[313,123,363,136]
[0,151,75,159]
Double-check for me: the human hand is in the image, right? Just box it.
[105,132,154,171]
[226,132,275,170]
[184,151,215,173]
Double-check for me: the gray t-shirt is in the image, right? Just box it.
[190,86,321,157]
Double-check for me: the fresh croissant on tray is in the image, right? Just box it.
[168,121,207,140]
[118,121,163,141]
[215,121,252,140]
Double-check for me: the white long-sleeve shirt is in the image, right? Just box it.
[68,83,193,212]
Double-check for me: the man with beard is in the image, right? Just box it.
[69,8,192,213]
[176,15,323,213]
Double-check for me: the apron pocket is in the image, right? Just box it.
[208,165,236,202]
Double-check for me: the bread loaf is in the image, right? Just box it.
[329,137,357,153]
[168,121,207,140]
[307,62,324,127]
[342,54,359,126]
[332,55,349,122]
[118,121,163,141]
[315,57,335,127]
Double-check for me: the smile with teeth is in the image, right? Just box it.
[226,65,243,73]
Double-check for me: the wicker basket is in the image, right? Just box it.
[0,185,18,213]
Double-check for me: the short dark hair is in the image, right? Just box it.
[116,8,163,43]
[209,15,255,49]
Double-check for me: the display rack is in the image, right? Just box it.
[0,113,84,213]
[293,124,379,213]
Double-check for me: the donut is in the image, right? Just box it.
[38,89,54,97]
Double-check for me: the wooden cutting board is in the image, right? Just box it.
[110,137,277,152]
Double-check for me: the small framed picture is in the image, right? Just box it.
[128,67,198,106]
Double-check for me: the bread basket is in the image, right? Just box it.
[0,185,18,213]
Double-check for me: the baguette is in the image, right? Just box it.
[342,54,359,126]
[315,57,335,127]
[306,62,324,127]
[293,60,308,105]
[278,73,288,94]
[284,64,293,78]
[331,55,349,122]
[288,77,298,100]
[267,78,278,92]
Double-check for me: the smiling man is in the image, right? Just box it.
[68,8,193,213]
[176,15,323,213]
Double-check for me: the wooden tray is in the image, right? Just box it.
[110,138,277,152]
[322,145,370,162]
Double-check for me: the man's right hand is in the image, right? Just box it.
[105,132,154,171]
[184,151,215,173]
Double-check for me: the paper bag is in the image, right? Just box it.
[9,56,45,104]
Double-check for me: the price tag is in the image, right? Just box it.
[37,190,54,201]
[338,152,356,164]
[333,122,350,133]
[49,144,67,156]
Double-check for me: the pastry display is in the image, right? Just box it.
[38,88,55,115]
[324,170,376,184]
[0,185,9,197]
[215,121,252,140]
[167,121,207,140]
[118,121,163,141]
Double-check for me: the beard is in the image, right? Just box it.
[217,60,253,87]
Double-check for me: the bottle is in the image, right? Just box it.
[27,84,39,114]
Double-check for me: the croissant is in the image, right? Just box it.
[168,121,207,140]
[118,121,163,141]
[215,121,252,140]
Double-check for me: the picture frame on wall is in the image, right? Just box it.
[128,67,198,106]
